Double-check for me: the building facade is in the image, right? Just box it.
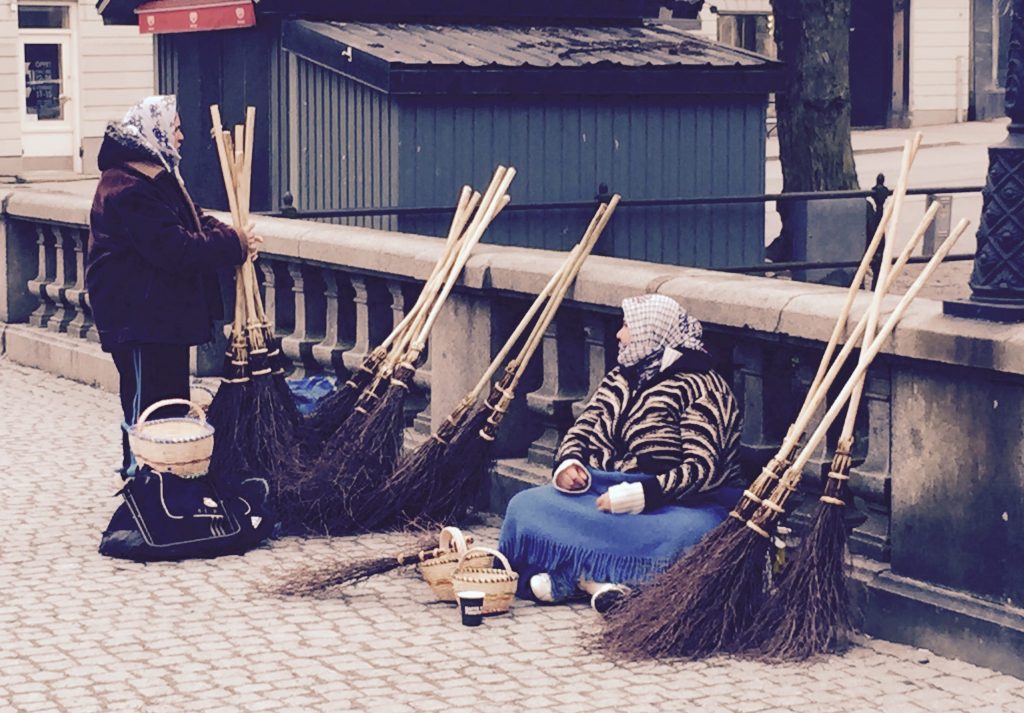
[0,1,153,175]
[697,0,993,128]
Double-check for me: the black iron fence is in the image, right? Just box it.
[259,176,984,275]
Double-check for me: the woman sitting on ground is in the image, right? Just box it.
[498,294,743,612]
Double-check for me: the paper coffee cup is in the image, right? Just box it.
[456,590,485,627]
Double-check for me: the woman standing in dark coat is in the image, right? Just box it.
[87,95,260,475]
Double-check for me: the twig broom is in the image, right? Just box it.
[599,138,926,659]
[414,196,620,526]
[601,215,969,661]
[376,245,585,530]
[334,167,518,530]
[301,186,479,451]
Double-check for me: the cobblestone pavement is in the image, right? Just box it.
[2,360,1024,713]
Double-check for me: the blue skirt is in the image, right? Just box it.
[498,469,740,601]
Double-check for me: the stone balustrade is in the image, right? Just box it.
[4,184,1024,587]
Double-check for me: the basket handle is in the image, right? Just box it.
[455,546,513,576]
[136,399,206,427]
[438,526,468,554]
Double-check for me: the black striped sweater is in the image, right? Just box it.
[555,358,742,511]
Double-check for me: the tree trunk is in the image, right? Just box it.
[770,0,860,257]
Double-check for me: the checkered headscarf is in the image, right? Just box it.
[618,295,705,384]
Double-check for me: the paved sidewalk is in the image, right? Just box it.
[2,359,1023,713]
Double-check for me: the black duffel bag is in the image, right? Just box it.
[99,466,275,562]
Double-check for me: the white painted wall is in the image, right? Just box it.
[908,0,971,125]
[0,1,154,172]
[0,6,23,161]
[696,0,972,128]
[77,0,154,143]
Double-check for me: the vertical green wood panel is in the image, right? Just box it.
[693,103,713,267]
[156,36,176,94]
[748,101,768,265]
[660,104,678,266]
[394,95,767,266]
[268,39,289,211]
[294,60,398,228]
[284,85,769,267]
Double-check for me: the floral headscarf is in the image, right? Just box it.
[106,95,181,172]
[618,294,705,385]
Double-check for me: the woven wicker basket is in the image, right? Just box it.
[451,547,519,615]
[128,399,215,478]
[419,527,489,602]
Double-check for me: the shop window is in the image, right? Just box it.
[18,5,69,29]
[23,43,64,121]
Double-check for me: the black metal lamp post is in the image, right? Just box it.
[945,0,1024,321]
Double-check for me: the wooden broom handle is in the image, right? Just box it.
[390,175,500,368]
[210,106,242,229]
[867,134,921,344]
[387,192,483,368]
[512,202,610,375]
[509,196,619,390]
[838,199,941,439]
[378,189,479,369]
[510,203,607,382]
[785,218,969,480]
[210,106,250,334]
[837,135,924,439]
[795,199,892,422]
[237,109,262,328]
[790,134,921,450]
[466,243,584,404]
[468,202,608,401]
[781,201,938,455]
[406,167,516,360]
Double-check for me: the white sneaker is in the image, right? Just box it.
[529,573,556,603]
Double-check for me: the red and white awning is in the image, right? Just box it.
[135,0,255,35]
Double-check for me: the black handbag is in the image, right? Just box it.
[99,466,275,562]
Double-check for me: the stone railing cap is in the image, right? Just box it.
[7,185,1024,375]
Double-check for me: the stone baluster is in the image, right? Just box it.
[731,341,780,469]
[848,363,894,560]
[280,261,325,377]
[793,352,833,482]
[393,281,432,436]
[341,274,392,373]
[525,311,587,468]
[27,225,56,328]
[65,227,94,339]
[572,313,611,420]
[311,268,354,376]
[44,225,76,332]
[82,291,100,343]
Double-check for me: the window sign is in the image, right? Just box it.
[24,44,64,121]
[17,6,69,29]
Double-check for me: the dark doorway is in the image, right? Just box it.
[849,0,894,127]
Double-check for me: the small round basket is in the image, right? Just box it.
[418,527,490,602]
[450,546,519,616]
[128,399,215,478]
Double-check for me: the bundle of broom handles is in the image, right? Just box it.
[208,105,269,371]
[377,193,620,529]
[478,195,622,440]
[737,134,970,539]
[353,167,516,410]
